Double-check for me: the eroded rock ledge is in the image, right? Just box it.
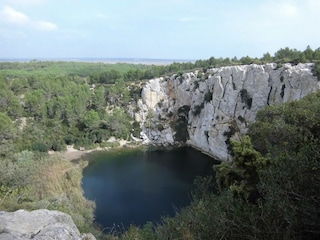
[135,63,320,161]
[0,209,96,240]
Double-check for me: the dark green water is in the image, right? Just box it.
[82,147,218,229]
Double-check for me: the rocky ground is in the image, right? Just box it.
[48,138,134,161]
[0,209,96,240]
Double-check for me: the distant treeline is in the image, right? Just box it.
[90,46,320,83]
[2,46,320,85]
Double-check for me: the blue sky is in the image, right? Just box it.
[1,0,320,60]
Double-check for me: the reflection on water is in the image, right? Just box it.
[82,147,218,229]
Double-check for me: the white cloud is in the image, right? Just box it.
[0,5,57,31]
[1,5,29,25]
[34,20,57,31]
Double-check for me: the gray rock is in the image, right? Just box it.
[136,63,320,161]
[0,209,96,240]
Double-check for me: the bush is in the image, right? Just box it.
[204,91,212,103]
[131,121,141,138]
[312,61,320,80]
[31,142,48,152]
[192,103,204,116]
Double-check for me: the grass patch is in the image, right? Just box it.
[0,154,95,233]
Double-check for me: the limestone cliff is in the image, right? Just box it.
[0,209,96,240]
[135,63,320,161]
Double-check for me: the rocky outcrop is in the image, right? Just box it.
[0,209,96,240]
[135,63,320,161]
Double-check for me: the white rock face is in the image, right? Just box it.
[135,63,320,161]
[0,209,96,240]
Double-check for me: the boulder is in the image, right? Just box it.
[0,209,96,240]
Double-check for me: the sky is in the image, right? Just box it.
[0,0,320,60]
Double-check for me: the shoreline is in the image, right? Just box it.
[55,140,142,161]
[54,140,220,162]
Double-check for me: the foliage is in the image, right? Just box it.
[31,141,49,152]
[204,91,212,103]
[192,103,204,116]
[0,154,95,233]
[0,112,15,141]
[223,122,238,155]
[215,136,268,202]
[313,61,320,80]
[248,91,320,156]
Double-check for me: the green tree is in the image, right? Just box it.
[83,110,100,130]
[106,79,130,106]
[9,78,29,93]
[261,52,272,62]
[24,89,46,120]
[91,85,105,113]
[303,45,314,61]
[7,96,23,119]
[215,136,268,202]
[313,47,320,60]
[240,56,253,65]
[106,108,131,139]
[0,112,15,142]
[0,112,17,158]
[249,92,320,156]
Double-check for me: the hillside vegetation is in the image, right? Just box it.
[0,46,320,239]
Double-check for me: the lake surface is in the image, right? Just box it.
[82,147,218,230]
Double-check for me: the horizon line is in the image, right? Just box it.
[0,57,196,64]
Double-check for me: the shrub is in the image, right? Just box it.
[223,125,236,155]
[193,80,199,90]
[280,75,284,82]
[31,142,48,152]
[178,105,190,115]
[237,115,245,123]
[131,121,141,138]
[192,103,204,116]
[312,61,320,80]
[157,124,164,131]
[204,91,212,103]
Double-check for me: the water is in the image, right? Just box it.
[82,147,218,229]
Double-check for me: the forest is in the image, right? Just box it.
[0,46,320,239]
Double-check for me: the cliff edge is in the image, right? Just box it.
[135,63,320,161]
